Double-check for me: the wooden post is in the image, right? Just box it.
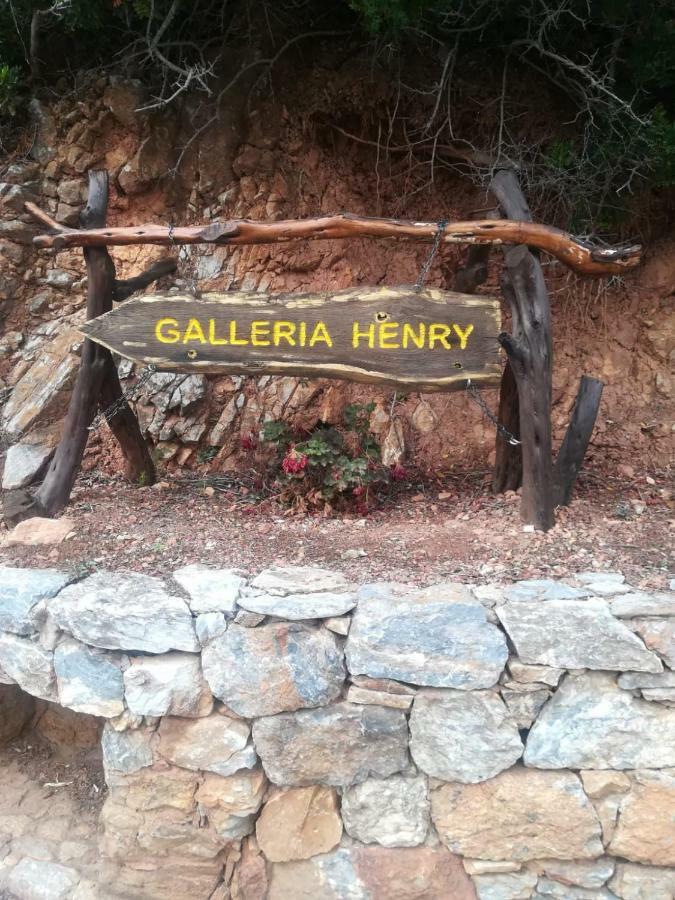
[491,169,554,531]
[3,171,159,524]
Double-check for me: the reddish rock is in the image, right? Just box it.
[256,786,342,862]
[268,845,475,900]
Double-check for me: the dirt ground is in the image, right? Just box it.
[0,707,105,900]
[2,461,672,589]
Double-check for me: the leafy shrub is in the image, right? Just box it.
[261,402,397,513]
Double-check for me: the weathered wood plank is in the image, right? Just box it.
[79,286,502,392]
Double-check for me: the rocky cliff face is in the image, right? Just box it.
[1,73,672,492]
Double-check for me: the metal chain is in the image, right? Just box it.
[466,378,521,446]
[88,365,158,431]
[169,220,201,298]
[412,220,520,447]
[415,219,448,290]
[88,219,202,433]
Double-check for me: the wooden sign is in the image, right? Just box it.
[79,286,502,392]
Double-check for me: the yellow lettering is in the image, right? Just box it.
[155,318,180,344]
[182,318,206,344]
[378,322,400,349]
[428,323,452,350]
[251,321,271,347]
[208,319,228,345]
[273,321,296,346]
[401,323,426,349]
[229,321,248,346]
[352,322,375,349]
[452,323,474,349]
[309,322,333,348]
[299,322,307,347]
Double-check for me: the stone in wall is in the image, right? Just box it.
[608,772,675,866]
[195,769,267,841]
[609,591,675,617]
[409,690,523,782]
[101,723,154,776]
[238,590,357,620]
[609,862,675,900]
[250,566,350,595]
[156,713,257,777]
[0,633,56,701]
[252,702,408,787]
[507,660,564,687]
[471,871,538,899]
[195,612,228,645]
[202,622,345,718]
[230,836,269,900]
[100,764,227,900]
[346,684,414,710]
[503,579,587,602]
[345,582,508,689]
[533,858,616,890]
[255,786,342,862]
[0,566,71,635]
[496,599,662,672]
[500,685,551,729]
[431,767,603,861]
[340,774,430,848]
[630,617,675,668]
[49,571,199,653]
[267,845,476,900]
[172,564,244,616]
[525,672,675,769]
[123,652,213,717]
[54,637,126,718]
[575,571,631,596]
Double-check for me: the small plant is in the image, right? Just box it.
[0,65,20,116]
[196,445,219,464]
[262,402,396,512]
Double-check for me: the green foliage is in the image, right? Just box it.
[348,0,428,35]
[646,107,675,187]
[261,420,293,446]
[0,0,672,233]
[0,64,20,116]
[262,403,392,512]
[347,0,675,232]
[196,445,219,464]
[544,139,577,173]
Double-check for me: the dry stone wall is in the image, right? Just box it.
[1,564,675,899]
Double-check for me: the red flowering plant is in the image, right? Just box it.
[261,402,393,512]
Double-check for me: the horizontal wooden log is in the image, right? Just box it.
[25,204,641,277]
[79,286,502,392]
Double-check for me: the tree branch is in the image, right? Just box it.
[25,204,641,277]
[113,257,178,302]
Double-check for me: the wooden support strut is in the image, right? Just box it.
[25,203,641,278]
[3,172,170,525]
[553,375,604,506]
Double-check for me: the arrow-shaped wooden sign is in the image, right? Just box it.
[79,286,502,392]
